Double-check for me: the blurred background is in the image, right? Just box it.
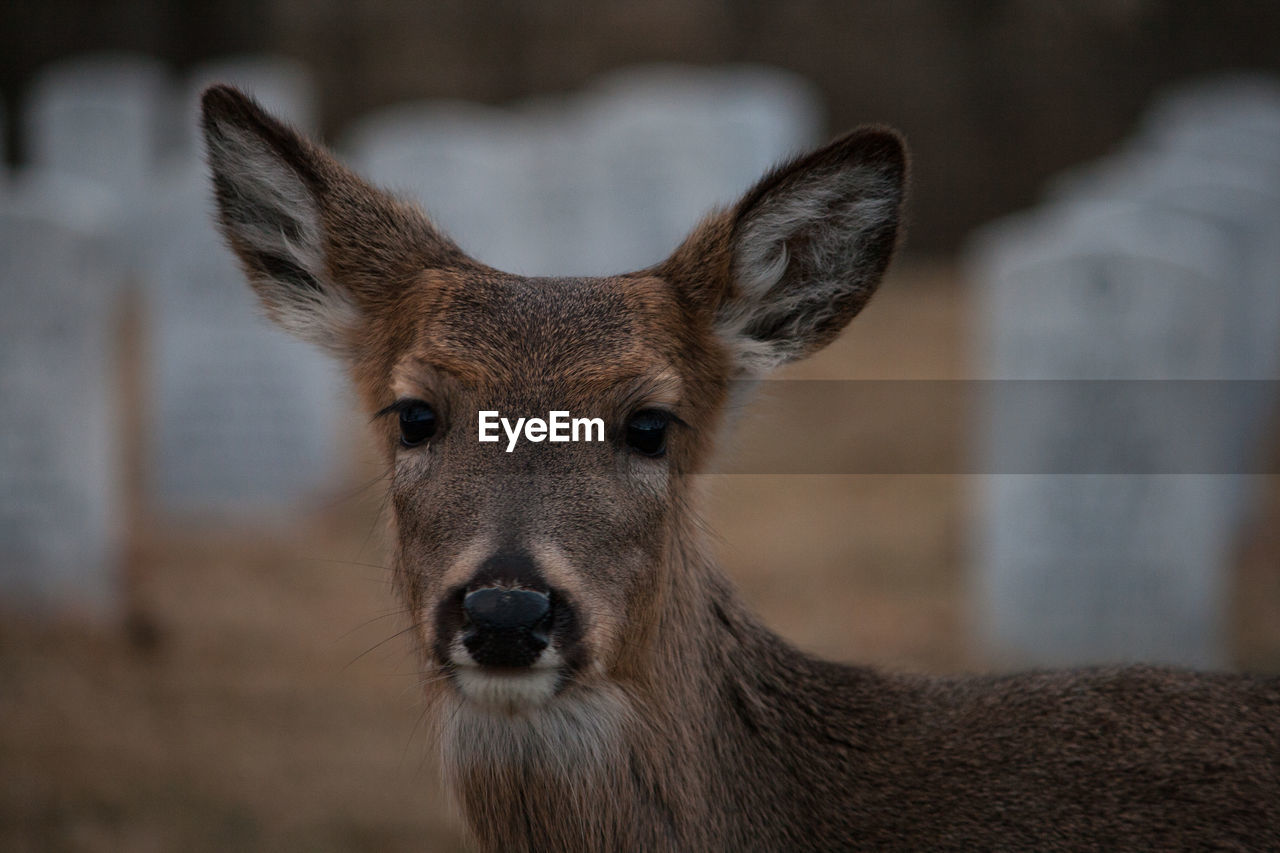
[2,1,1279,850]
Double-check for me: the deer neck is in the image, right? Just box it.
[441,519,877,851]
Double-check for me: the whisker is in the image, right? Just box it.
[344,619,426,670]
[311,557,396,573]
[316,469,392,510]
[331,607,414,642]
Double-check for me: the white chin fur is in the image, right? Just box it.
[454,667,559,710]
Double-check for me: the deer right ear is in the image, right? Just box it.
[201,85,469,356]
[662,128,906,376]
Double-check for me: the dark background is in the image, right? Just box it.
[5,0,1280,252]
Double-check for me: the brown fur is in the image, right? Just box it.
[201,85,1280,851]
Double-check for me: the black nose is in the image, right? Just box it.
[462,588,551,668]
[465,587,550,630]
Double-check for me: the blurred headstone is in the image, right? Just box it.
[583,67,745,272]
[975,200,1238,379]
[1139,74,1280,146]
[971,76,1280,668]
[343,64,821,277]
[1134,74,1280,193]
[24,53,171,190]
[507,95,599,276]
[0,204,123,614]
[1137,123,1280,190]
[3,168,120,236]
[1051,151,1280,468]
[139,171,348,517]
[345,100,542,273]
[582,64,821,272]
[969,199,1242,668]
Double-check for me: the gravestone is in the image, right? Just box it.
[506,94,611,277]
[138,171,348,517]
[345,100,544,273]
[1130,124,1280,198]
[969,197,1243,667]
[343,65,820,277]
[696,64,822,195]
[581,64,821,273]
[3,166,122,238]
[1134,75,1280,194]
[1140,74,1280,146]
[24,53,171,190]
[1051,151,1280,467]
[0,203,123,614]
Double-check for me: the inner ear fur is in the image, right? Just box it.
[200,85,474,353]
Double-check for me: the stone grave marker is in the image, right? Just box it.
[581,64,820,273]
[969,198,1242,667]
[138,171,348,516]
[342,65,820,277]
[698,64,822,196]
[505,94,608,277]
[1140,73,1280,145]
[1051,151,1280,469]
[0,203,123,614]
[1134,75,1280,192]
[344,100,541,273]
[24,52,171,190]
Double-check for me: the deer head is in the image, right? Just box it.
[201,82,903,717]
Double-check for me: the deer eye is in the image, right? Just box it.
[398,401,437,447]
[625,410,670,457]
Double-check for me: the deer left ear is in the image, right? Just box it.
[201,85,474,358]
[666,128,906,376]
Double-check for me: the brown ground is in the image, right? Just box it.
[3,262,1277,852]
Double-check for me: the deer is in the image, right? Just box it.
[200,85,1280,851]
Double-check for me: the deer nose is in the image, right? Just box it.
[464,587,550,630]
[462,588,551,668]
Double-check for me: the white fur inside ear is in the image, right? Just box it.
[206,122,359,354]
[719,163,899,375]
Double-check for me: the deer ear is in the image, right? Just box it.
[200,85,469,355]
[665,128,906,376]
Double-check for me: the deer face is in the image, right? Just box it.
[365,269,726,710]
[201,86,904,713]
